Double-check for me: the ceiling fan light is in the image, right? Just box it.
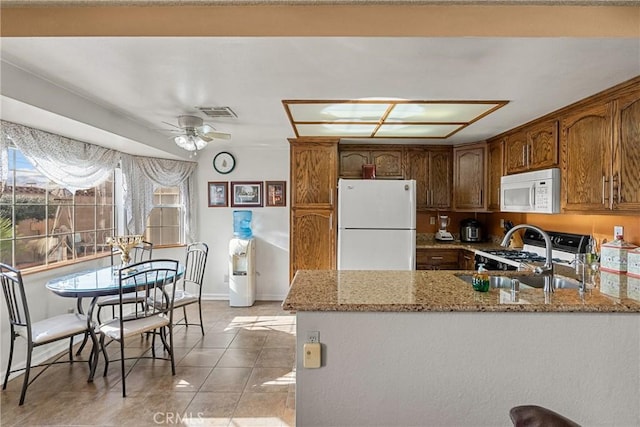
[194,137,208,150]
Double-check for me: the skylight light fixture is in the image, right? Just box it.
[282,99,508,139]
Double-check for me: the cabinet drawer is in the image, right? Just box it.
[416,249,459,270]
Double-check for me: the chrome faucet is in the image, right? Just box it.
[500,224,555,292]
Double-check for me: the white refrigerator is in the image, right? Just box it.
[337,179,416,270]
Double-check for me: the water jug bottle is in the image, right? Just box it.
[233,210,253,239]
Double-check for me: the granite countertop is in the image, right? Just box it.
[283,269,640,313]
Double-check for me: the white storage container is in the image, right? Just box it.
[626,248,640,278]
[600,239,637,273]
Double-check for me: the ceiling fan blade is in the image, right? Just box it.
[161,120,181,130]
[202,130,232,140]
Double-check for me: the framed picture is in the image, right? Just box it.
[266,181,286,207]
[231,181,263,207]
[208,181,228,207]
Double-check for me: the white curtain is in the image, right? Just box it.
[1,120,120,193]
[121,154,198,242]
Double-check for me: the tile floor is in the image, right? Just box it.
[1,301,296,427]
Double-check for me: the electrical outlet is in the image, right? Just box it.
[430,216,435,225]
[306,331,320,343]
[614,226,624,239]
[500,219,505,228]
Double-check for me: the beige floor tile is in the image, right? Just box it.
[185,391,242,425]
[200,367,253,393]
[217,348,261,368]
[255,348,295,368]
[232,392,288,423]
[196,332,238,349]
[245,368,295,393]
[178,348,226,367]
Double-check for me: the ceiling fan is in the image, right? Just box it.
[163,115,231,153]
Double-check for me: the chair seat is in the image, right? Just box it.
[99,314,170,340]
[172,290,198,307]
[17,313,90,345]
[97,291,147,307]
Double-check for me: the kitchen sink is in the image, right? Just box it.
[455,274,517,289]
[455,274,581,290]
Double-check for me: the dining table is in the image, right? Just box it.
[45,260,185,380]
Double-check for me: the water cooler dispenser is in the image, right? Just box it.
[229,211,256,307]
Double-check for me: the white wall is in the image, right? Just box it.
[296,311,640,427]
[195,144,290,301]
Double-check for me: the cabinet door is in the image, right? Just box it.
[487,139,504,211]
[453,144,486,211]
[339,150,369,178]
[372,150,404,179]
[458,249,476,271]
[429,149,452,208]
[561,102,613,211]
[290,209,335,280]
[528,120,559,170]
[406,150,430,209]
[505,131,528,174]
[291,142,338,208]
[612,89,640,210]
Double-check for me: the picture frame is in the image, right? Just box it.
[231,181,263,207]
[208,181,228,207]
[266,181,287,207]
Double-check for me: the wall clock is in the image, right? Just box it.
[213,151,236,174]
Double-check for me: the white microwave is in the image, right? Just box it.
[500,168,560,214]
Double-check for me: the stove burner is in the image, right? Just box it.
[483,250,546,262]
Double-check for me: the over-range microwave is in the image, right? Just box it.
[500,168,560,214]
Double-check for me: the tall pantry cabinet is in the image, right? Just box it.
[289,139,338,281]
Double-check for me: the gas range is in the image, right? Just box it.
[475,230,591,271]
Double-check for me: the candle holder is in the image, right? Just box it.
[106,235,143,265]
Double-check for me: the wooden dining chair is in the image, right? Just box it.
[0,263,98,405]
[97,259,179,397]
[96,240,153,323]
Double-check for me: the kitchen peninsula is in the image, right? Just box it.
[284,270,640,427]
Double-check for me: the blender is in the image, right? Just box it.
[435,215,454,241]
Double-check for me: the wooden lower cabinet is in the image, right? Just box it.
[416,248,460,270]
[458,249,476,271]
[290,209,336,281]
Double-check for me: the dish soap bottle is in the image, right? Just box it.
[472,263,490,292]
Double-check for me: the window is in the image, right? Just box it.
[0,146,115,269]
[145,186,182,246]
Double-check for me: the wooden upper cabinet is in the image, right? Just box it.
[487,138,504,211]
[612,87,640,211]
[429,149,452,208]
[339,150,369,178]
[528,120,559,170]
[505,120,558,174]
[371,150,404,178]
[505,131,528,174]
[561,102,613,211]
[339,146,403,179]
[291,140,338,208]
[405,147,452,210]
[453,143,486,211]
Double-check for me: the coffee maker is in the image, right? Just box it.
[435,214,454,241]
